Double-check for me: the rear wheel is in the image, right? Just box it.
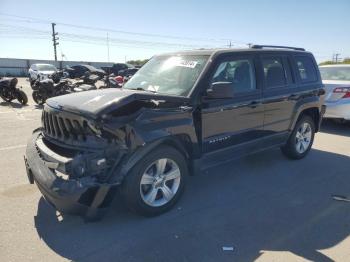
[281,115,315,159]
[121,146,188,216]
[16,89,28,105]
[32,91,46,105]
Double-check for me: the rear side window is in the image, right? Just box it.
[262,57,287,88]
[295,56,318,82]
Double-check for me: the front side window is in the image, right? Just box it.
[123,55,209,96]
[295,56,318,82]
[262,57,286,88]
[211,58,256,93]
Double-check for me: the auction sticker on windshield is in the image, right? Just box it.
[177,60,198,68]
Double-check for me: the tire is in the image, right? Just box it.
[121,145,188,216]
[0,94,13,102]
[281,115,315,159]
[30,79,36,87]
[32,91,46,105]
[16,90,28,105]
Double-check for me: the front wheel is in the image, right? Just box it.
[16,89,28,105]
[0,94,13,102]
[121,146,188,216]
[30,79,36,87]
[281,115,315,159]
[32,91,46,105]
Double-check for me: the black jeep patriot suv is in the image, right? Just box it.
[25,45,325,219]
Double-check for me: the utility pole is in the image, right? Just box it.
[106,32,110,62]
[51,23,59,61]
[228,40,232,48]
[335,53,341,63]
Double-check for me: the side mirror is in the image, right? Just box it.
[206,81,234,99]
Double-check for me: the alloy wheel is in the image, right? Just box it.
[295,122,312,154]
[140,158,181,207]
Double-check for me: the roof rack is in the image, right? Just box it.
[251,45,305,51]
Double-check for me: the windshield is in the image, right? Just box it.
[123,55,209,96]
[319,66,350,81]
[37,64,57,71]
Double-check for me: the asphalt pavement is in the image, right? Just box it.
[0,78,350,262]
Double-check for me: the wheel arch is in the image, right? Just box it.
[117,134,195,183]
[290,102,321,132]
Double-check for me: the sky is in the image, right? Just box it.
[0,0,349,63]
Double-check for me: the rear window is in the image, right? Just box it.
[295,56,318,82]
[319,67,350,81]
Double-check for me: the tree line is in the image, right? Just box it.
[319,58,350,66]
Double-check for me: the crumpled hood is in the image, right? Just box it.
[46,88,187,119]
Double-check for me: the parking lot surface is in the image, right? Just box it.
[0,78,350,261]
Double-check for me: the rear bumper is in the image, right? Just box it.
[324,98,350,120]
[24,130,118,217]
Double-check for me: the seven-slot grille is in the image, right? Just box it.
[42,109,91,141]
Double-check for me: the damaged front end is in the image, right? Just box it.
[25,88,193,219]
[25,104,128,219]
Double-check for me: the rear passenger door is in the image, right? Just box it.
[260,55,297,136]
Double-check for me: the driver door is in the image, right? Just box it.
[201,54,264,157]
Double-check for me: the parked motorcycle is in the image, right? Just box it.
[0,77,28,105]
[72,72,101,92]
[100,74,123,88]
[32,71,103,105]
[31,77,71,105]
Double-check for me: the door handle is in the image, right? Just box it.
[248,101,261,108]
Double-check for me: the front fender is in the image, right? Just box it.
[107,108,199,183]
[110,135,193,184]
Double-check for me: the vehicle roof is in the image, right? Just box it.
[319,64,350,68]
[157,47,311,57]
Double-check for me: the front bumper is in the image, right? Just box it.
[324,98,350,120]
[24,130,119,217]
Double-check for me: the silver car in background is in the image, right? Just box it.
[319,64,350,121]
[28,63,57,82]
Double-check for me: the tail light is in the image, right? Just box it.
[333,87,350,98]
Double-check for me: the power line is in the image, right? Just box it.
[2,22,345,59]
[5,12,343,61]
[0,23,217,49]
[0,12,247,45]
